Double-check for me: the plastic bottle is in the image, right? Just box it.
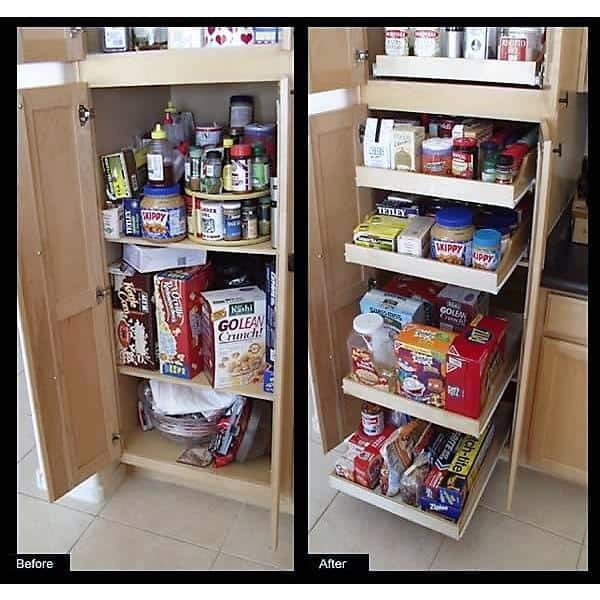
[147,124,174,187]
[222,138,234,192]
[251,143,270,191]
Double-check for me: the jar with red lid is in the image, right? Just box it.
[452,137,478,179]
[230,144,252,193]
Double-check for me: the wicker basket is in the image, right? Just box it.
[144,398,217,446]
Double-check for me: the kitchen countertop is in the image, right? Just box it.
[541,203,588,298]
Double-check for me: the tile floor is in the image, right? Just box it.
[308,409,588,571]
[16,335,293,571]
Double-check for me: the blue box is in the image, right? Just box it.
[263,367,274,393]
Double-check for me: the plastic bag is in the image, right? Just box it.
[398,452,431,506]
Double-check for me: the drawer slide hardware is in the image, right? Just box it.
[112,433,121,442]
[96,286,112,303]
[355,49,369,62]
[558,92,569,107]
[78,104,95,127]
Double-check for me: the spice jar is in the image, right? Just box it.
[258,196,271,237]
[452,137,478,179]
[185,146,202,192]
[147,124,174,187]
[361,402,384,436]
[241,200,258,240]
[202,150,223,195]
[431,207,475,266]
[222,201,242,242]
[229,95,254,129]
[200,200,224,241]
[231,144,252,193]
[495,154,515,185]
[222,138,234,192]
[472,229,502,271]
[414,27,441,57]
[422,137,453,176]
[385,27,410,56]
[251,143,270,191]
[479,140,499,182]
[184,193,196,238]
[140,185,186,243]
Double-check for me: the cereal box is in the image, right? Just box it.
[394,324,457,407]
[446,314,508,418]
[154,264,215,379]
[359,288,425,336]
[435,285,489,333]
[201,286,267,389]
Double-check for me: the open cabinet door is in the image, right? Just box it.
[309,28,368,93]
[18,27,86,64]
[309,104,373,452]
[18,83,120,501]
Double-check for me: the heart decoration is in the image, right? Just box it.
[241,33,253,45]
[216,34,225,45]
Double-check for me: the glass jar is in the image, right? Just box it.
[251,144,270,191]
[472,229,502,271]
[200,200,224,241]
[147,124,174,187]
[231,144,252,193]
[431,207,475,266]
[479,140,499,182]
[495,154,515,184]
[222,201,242,242]
[185,146,202,192]
[241,201,258,240]
[258,196,271,237]
[452,137,478,179]
[229,95,254,129]
[243,123,277,173]
[347,313,395,392]
[140,185,186,243]
[422,137,453,176]
[202,150,223,195]
[385,27,410,56]
[222,138,234,192]
[361,402,384,436]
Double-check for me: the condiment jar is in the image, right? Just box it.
[495,154,515,185]
[222,201,242,242]
[258,196,271,237]
[147,124,174,187]
[229,95,254,129]
[430,207,475,266]
[200,200,224,241]
[414,27,441,57]
[472,229,502,271]
[480,140,499,182]
[452,137,478,179]
[241,200,258,240]
[202,150,223,195]
[422,137,453,176]
[140,184,186,243]
[231,144,252,193]
[361,402,384,436]
[185,146,202,192]
[251,143,270,191]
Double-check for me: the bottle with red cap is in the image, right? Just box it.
[231,144,253,193]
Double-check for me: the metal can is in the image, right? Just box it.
[223,201,242,242]
[361,402,384,437]
[123,196,142,237]
[200,200,224,241]
[241,201,258,240]
[414,27,441,57]
[385,27,410,56]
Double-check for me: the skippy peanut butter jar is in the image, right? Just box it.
[200,286,267,389]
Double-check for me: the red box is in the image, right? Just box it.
[154,264,215,379]
[334,426,396,489]
[445,314,508,418]
[381,274,445,326]
[434,284,489,333]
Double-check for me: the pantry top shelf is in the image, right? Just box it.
[79,46,292,88]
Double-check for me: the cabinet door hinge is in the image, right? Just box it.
[288,253,294,273]
[78,104,95,127]
[112,432,121,442]
[355,49,369,62]
[69,27,84,38]
[96,286,112,303]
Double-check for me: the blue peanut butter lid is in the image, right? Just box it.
[436,207,473,228]
[143,184,181,196]
[474,228,501,248]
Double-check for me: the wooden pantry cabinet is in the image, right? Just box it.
[308,26,587,540]
[17,28,294,546]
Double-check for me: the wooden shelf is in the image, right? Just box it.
[374,55,540,87]
[184,188,271,202]
[356,150,536,209]
[108,236,277,255]
[342,310,522,437]
[80,46,291,87]
[345,217,530,295]
[329,401,512,540]
[118,366,275,402]
[189,235,272,248]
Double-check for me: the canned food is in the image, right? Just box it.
[361,402,384,436]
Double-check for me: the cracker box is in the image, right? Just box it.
[394,324,457,407]
[435,284,490,333]
[446,314,508,418]
[201,286,267,389]
[363,118,394,169]
[334,426,396,489]
[109,261,158,371]
[381,274,445,326]
[359,288,425,336]
[154,264,215,379]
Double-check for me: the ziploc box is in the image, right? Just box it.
[123,244,207,274]
[363,118,394,169]
[360,288,425,337]
[446,314,508,418]
[382,274,445,326]
[264,260,277,393]
[154,265,215,379]
[435,284,489,334]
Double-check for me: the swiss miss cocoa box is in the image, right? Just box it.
[446,314,508,418]
[109,261,158,370]
[154,264,215,379]
[200,286,267,389]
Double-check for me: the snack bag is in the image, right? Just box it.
[398,453,431,506]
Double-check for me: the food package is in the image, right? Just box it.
[210,397,252,467]
[464,27,497,59]
[363,118,394,169]
[384,409,412,428]
[253,27,280,45]
[397,216,435,257]
[334,426,396,489]
[391,124,425,172]
[435,285,490,334]
[100,149,146,201]
[109,261,158,370]
[123,244,207,273]
[446,314,508,418]
[375,195,420,218]
[200,286,267,389]
[204,27,254,47]
[236,399,272,462]
[420,429,463,504]
[359,288,425,337]
[380,419,430,497]
[103,204,123,240]
[382,274,445,326]
[451,119,494,144]
[265,260,277,393]
[353,214,409,252]
[394,324,457,407]
[398,453,431,506]
[167,27,205,48]
[154,264,215,379]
